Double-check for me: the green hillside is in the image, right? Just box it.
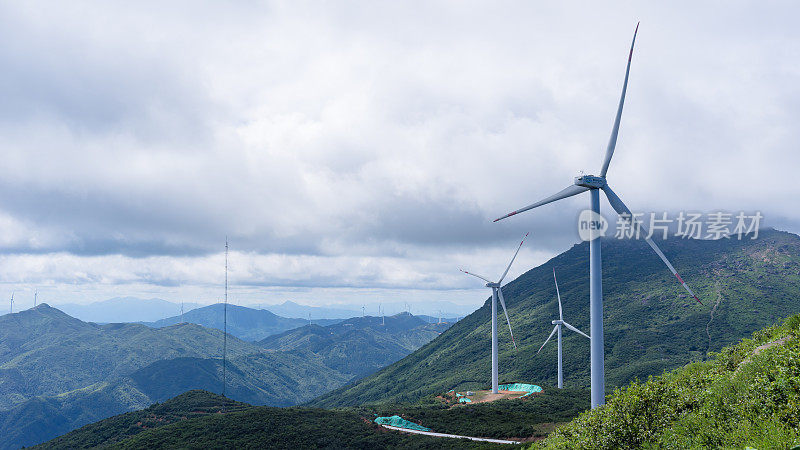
[0,305,259,410]
[260,312,450,379]
[32,390,249,449]
[35,390,501,449]
[534,313,800,449]
[314,229,800,407]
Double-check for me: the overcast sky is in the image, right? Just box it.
[1,1,798,313]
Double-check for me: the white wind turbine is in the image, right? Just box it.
[461,233,528,393]
[538,268,590,389]
[494,23,703,408]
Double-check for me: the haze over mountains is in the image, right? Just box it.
[55,297,200,323]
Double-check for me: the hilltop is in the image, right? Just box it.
[146,303,315,341]
[314,229,800,407]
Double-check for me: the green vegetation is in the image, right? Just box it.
[314,229,800,407]
[35,390,249,449]
[36,390,502,449]
[534,313,800,449]
[348,387,588,440]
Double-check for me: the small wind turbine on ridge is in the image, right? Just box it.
[538,268,590,388]
[460,232,528,394]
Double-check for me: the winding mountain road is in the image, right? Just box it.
[380,425,520,444]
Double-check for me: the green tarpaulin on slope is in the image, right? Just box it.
[498,383,542,397]
[374,415,431,432]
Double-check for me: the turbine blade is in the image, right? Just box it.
[499,232,529,283]
[599,22,639,178]
[459,269,493,284]
[602,185,703,305]
[494,185,589,222]
[537,325,558,354]
[497,288,517,349]
[562,321,590,339]
[553,268,563,321]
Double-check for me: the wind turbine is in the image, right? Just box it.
[494,23,702,408]
[538,268,590,389]
[460,232,527,394]
[9,292,14,314]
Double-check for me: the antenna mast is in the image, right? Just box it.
[223,238,228,398]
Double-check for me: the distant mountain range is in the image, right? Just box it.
[314,229,800,407]
[55,297,200,323]
[145,303,342,341]
[261,300,360,319]
[0,305,447,449]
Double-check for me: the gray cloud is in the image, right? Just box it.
[0,1,797,306]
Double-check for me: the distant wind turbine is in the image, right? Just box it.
[9,292,14,314]
[538,268,590,389]
[460,232,528,393]
[494,23,702,408]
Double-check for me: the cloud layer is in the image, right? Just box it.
[0,1,798,308]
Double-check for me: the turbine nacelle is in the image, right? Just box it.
[551,319,563,325]
[574,175,606,189]
[485,282,500,288]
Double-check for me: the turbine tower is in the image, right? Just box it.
[34,289,38,307]
[9,292,14,314]
[460,233,527,393]
[538,268,590,389]
[494,23,702,408]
